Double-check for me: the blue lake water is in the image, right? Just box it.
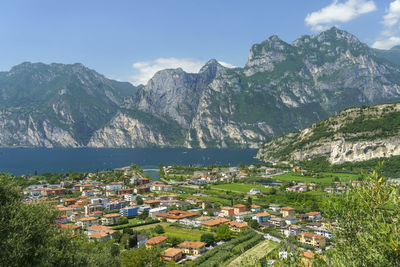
[0,148,260,178]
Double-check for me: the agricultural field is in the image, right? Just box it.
[273,171,361,185]
[130,222,170,231]
[131,223,210,241]
[228,240,279,267]
[162,225,210,241]
[210,183,270,193]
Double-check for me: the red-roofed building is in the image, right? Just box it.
[178,241,206,254]
[146,236,167,248]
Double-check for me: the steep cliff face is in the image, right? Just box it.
[0,62,138,147]
[124,59,225,128]
[87,112,170,148]
[3,27,400,148]
[122,28,400,147]
[257,102,400,164]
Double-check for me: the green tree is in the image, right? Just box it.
[216,224,231,240]
[154,225,165,234]
[117,216,129,225]
[136,195,144,205]
[0,173,120,267]
[138,209,149,220]
[121,246,162,267]
[323,167,400,266]
[167,236,182,247]
[200,233,215,244]
[249,219,259,229]
[129,234,137,248]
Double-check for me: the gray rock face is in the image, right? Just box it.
[3,27,400,148]
[87,112,169,148]
[256,102,400,164]
[124,59,225,128]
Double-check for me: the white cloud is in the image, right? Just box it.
[372,0,400,49]
[218,61,237,68]
[305,0,376,31]
[383,0,400,27]
[372,36,400,49]
[129,57,236,85]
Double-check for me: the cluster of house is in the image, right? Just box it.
[324,180,367,194]
[287,179,388,195]
[255,204,332,249]
[165,166,281,184]
[286,183,315,193]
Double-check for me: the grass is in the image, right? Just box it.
[162,225,210,241]
[130,222,170,231]
[210,183,270,193]
[273,171,361,185]
[131,223,210,241]
[227,240,279,267]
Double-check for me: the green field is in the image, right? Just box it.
[273,171,361,185]
[131,223,210,241]
[130,222,170,231]
[210,183,269,193]
[162,225,210,241]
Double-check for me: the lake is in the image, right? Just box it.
[0,148,260,178]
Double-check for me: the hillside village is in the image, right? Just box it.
[17,162,395,266]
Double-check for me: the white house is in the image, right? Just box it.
[105,182,123,191]
[249,188,261,195]
[124,194,137,202]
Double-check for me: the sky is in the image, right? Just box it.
[1,0,400,85]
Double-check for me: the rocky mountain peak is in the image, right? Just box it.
[316,27,361,44]
[199,59,226,80]
[245,35,291,74]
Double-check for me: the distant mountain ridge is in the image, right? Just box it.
[256,101,400,164]
[3,27,400,148]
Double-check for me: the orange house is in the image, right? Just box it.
[233,204,247,214]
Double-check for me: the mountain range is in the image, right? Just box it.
[2,27,400,148]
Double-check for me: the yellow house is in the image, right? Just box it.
[281,206,295,218]
[226,221,248,232]
[298,232,326,249]
[178,241,206,255]
[201,217,230,230]
[162,248,183,262]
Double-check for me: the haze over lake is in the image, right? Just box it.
[0,148,260,178]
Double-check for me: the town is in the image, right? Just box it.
[18,163,400,266]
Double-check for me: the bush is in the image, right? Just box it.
[154,225,165,234]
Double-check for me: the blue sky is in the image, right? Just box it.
[0,0,399,85]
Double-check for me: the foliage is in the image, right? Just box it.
[121,246,162,267]
[200,233,215,244]
[136,196,144,205]
[154,225,165,234]
[322,166,400,266]
[192,230,262,267]
[0,173,120,267]
[249,219,260,229]
[117,216,129,225]
[216,224,232,240]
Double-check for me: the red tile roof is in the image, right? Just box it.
[146,236,167,245]
[178,241,206,249]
